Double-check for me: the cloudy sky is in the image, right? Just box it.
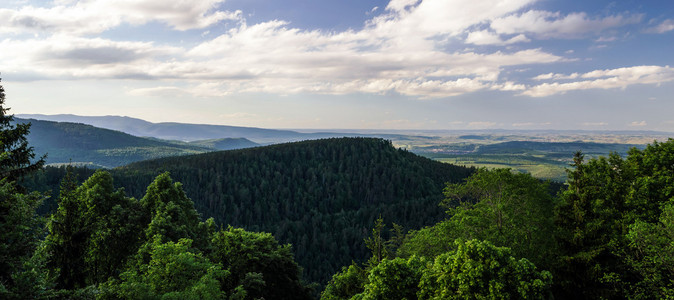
[1,0,673,130]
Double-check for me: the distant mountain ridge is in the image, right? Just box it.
[16,118,213,168]
[17,114,317,143]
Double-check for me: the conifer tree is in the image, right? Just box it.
[0,77,47,298]
[0,78,45,181]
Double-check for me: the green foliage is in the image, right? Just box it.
[209,226,313,300]
[0,180,47,298]
[553,140,674,299]
[622,200,674,298]
[396,220,454,260]
[364,217,391,267]
[44,170,145,288]
[0,81,49,298]
[358,256,426,300]
[322,264,368,300]
[40,170,312,298]
[327,240,551,300]
[401,169,556,267]
[101,236,226,299]
[140,172,214,251]
[417,239,552,300]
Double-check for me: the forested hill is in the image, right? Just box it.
[16,118,211,167]
[108,137,474,286]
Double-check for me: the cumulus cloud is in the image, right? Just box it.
[10,0,668,100]
[0,0,569,98]
[490,10,642,38]
[0,0,241,35]
[523,66,674,97]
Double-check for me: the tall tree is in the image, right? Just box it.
[0,180,45,297]
[0,78,48,298]
[417,239,552,299]
[0,78,45,181]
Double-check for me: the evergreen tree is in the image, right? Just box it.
[0,78,45,181]
[210,227,313,300]
[0,180,45,297]
[0,77,48,298]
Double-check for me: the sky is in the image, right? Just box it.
[1,0,673,131]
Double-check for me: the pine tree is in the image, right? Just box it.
[0,78,45,181]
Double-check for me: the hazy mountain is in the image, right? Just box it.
[17,114,317,143]
[188,137,260,150]
[16,118,212,168]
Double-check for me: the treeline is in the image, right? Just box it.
[322,140,674,299]
[25,137,475,287]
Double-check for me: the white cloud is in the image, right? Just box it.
[0,0,241,35]
[128,86,189,97]
[629,121,647,127]
[0,0,579,99]
[647,19,674,34]
[491,10,642,38]
[0,36,183,79]
[385,0,419,12]
[467,121,498,129]
[524,66,674,97]
[0,6,558,98]
[582,122,608,126]
[532,72,580,81]
[465,30,529,45]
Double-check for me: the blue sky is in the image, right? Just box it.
[1,0,673,130]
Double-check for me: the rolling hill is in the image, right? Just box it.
[16,118,212,168]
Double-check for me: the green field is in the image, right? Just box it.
[403,137,655,182]
[434,155,568,181]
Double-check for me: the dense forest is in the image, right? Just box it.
[4,76,674,299]
[2,79,314,299]
[24,137,475,287]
